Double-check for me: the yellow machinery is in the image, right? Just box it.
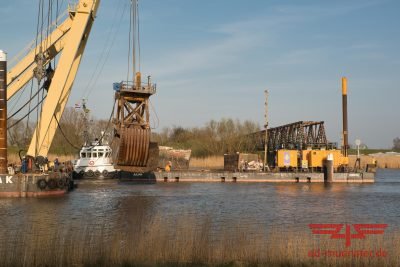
[7,0,100,157]
[303,149,348,169]
[276,150,298,168]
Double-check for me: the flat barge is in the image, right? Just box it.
[155,171,374,183]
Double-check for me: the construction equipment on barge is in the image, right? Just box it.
[0,0,101,196]
[245,77,374,175]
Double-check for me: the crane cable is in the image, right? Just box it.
[35,0,52,156]
[8,1,60,150]
[53,115,81,151]
[126,0,132,83]
[127,0,140,81]
[8,81,29,115]
[149,99,159,130]
[86,99,117,149]
[132,0,137,79]
[8,0,49,147]
[7,86,46,121]
[7,91,47,130]
[25,0,44,143]
[54,0,61,67]
[137,0,141,72]
[82,0,127,99]
[53,99,117,151]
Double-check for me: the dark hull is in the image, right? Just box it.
[0,173,73,198]
[72,171,155,183]
[117,171,156,184]
[72,171,118,180]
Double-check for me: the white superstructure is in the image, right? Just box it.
[73,141,117,178]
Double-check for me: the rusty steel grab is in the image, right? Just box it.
[112,74,158,173]
[116,127,150,167]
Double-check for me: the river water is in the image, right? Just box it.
[1,169,399,232]
[0,169,399,264]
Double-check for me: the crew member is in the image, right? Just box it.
[21,157,27,173]
[54,157,60,171]
[244,161,249,172]
[165,161,172,172]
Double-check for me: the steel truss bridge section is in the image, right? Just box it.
[251,121,332,152]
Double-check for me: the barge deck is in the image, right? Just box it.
[155,171,374,183]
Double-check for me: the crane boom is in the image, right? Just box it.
[6,0,100,157]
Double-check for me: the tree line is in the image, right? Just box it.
[393,137,400,150]
[9,106,400,157]
[151,118,261,157]
[8,107,109,155]
[8,108,261,157]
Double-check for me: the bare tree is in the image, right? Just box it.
[50,107,85,154]
[393,137,400,150]
[7,119,34,148]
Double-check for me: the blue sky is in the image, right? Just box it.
[1,0,399,148]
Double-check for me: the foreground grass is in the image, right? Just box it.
[0,214,398,267]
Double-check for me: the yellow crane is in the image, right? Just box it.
[7,0,100,157]
[6,0,158,175]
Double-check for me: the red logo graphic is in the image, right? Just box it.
[309,224,387,247]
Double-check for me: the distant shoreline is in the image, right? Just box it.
[6,152,400,170]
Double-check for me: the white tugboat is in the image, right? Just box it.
[73,139,117,179]
[72,100,118,179]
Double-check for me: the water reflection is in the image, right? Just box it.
[0,169,399,255]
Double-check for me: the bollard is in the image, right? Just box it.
[324,154,334,182]
[342,77,349,157]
